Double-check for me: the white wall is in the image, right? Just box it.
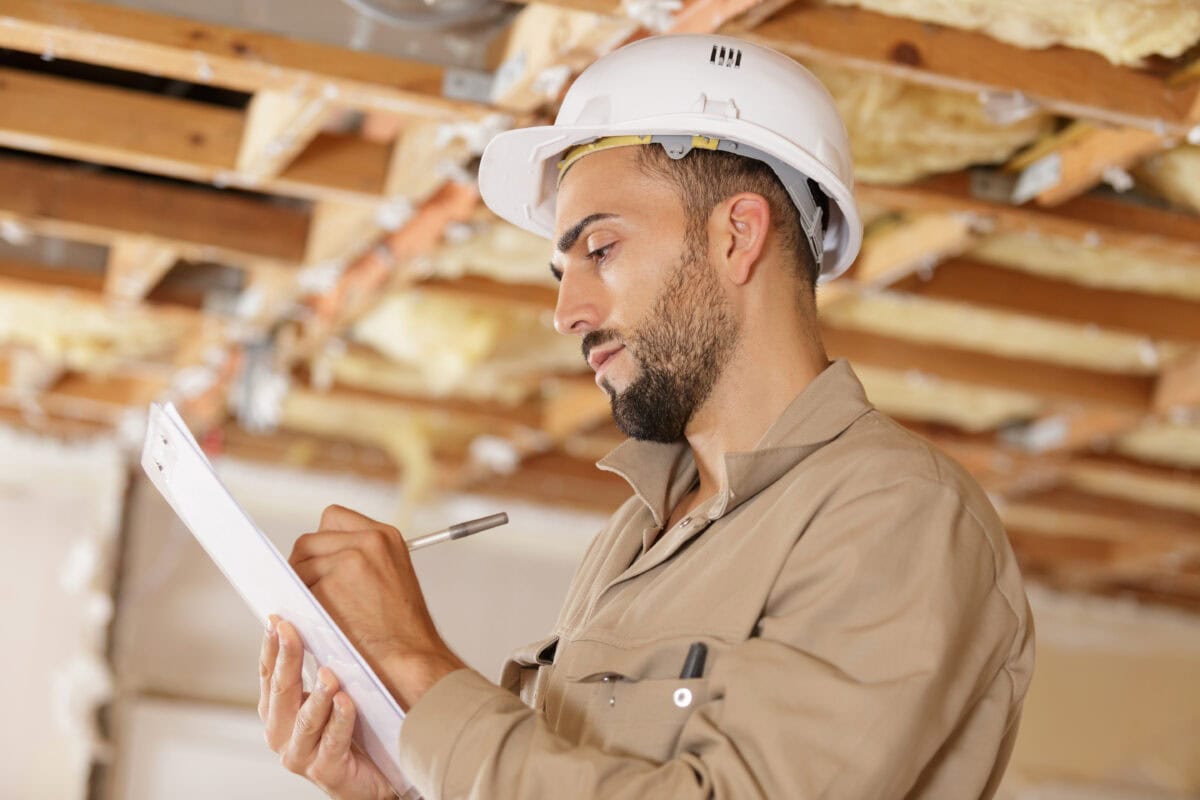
[0,426,126,800]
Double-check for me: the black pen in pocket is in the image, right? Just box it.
[679,642,707,679]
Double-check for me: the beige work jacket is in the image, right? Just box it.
[399,359,1035,799]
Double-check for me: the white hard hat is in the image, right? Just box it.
[478,33,862,282]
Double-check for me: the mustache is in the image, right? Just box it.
[582,329,621,362]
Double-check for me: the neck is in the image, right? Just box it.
[684,294,827,503]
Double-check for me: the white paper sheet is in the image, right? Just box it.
[140,401,419,799]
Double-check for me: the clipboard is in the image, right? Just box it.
[140,401,420,799]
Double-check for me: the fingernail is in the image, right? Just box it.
[266,616,277,633]
[318,669,333,693]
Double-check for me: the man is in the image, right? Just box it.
[259,34,1034,799]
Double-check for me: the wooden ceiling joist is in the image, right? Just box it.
[0,157,309,267]
[822,325,1157,413]
[408,275,559,313]
[846,212,981,286]
[1156,350,1200,414]
[0,66,396,205]
[890,258,1200,343]
[1004,120,1171,207]
[728,2,1200,135]
[858,172,1200,265]
[491,2,636,113]
[236,88,340,183]
[1003,486,1200,565]
[104,236,179,304]
[0,0,484,120]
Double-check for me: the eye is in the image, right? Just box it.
[587,243,615,264]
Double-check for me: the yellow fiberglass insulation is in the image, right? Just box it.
[806,62,1054,184]
[1135,146,1200,214]
[825,0,1200,66]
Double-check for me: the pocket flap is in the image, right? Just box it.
[560,638,706,682]
[507,633,561,668]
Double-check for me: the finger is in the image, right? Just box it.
[257,616,280,722]
[290,550,362,588]
[313,691,358,776]
[319,504,390,533]
[265,620,305,751]
[290,529,383,566]
[291,527,396,573]
[281,667,339,772]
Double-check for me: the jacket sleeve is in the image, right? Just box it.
[396,478,1032,799]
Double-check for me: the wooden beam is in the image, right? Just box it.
[669,0,767,33]
[0,0,482,119]
[1155,349,1200,414]
[822,324,1156,412]
[543,376,610,439]
[410,275,559,313]
[304,200,381,265]
[300,182,481,358]
[857,171,1200,265]
[999,407,1146,455]
[1002,487,1200,585]
[0,401,113,438]
[219,420,627,512]
[0,256,104,295]
[0,369,170,425]
[455,449,630,512]
[1005,121,1171,206]
[1064,455,1200,516]
[0,67,394,204]
[0,157,309,266]
[384,120,475,204]
[1004,486,1200,543]
[891,258,1200,342]
[104,237,178,304]
[490,3,636,113]
[236,88,340,182]
[847,212,981,286]
[728,2,1200,134]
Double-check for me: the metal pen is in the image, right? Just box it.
[406,512,509,551]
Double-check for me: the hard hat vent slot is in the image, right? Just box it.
[709,44,742,68]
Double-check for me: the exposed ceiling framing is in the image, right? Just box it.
[0,0,1198,611]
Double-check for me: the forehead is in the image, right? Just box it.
[553,146,682,236]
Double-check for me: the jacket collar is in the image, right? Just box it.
[596,359,874,528]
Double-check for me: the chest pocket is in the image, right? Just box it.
[502,635,559,710]
[556,639,714,763]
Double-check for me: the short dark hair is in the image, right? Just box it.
[632,145,820,291]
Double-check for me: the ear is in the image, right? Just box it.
[713,193,770,286]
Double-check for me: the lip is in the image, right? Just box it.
[587,344,624,375]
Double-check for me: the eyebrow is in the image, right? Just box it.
[556,213,617,255]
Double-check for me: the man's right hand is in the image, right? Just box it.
[259,617,395,800]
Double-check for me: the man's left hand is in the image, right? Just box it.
[289,504,467,711]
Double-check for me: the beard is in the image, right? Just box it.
[583,240,739,443]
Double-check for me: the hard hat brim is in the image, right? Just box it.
[478,117,863,282]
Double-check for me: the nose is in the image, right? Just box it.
[553,267,604,336]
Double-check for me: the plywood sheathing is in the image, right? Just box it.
[825,0,1200,66]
